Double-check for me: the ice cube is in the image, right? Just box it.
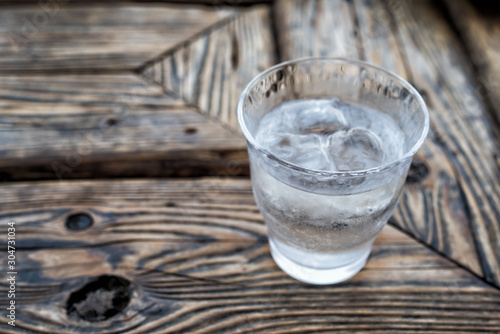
[327,127,385,171]
[258,132,296,159]
[293,101,348,134]
[288,146,330,170]
[262,133,329,170]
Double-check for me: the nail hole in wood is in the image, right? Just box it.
[184,127,197,135]
[67,275,130,322]
[165,202,176,207]
[66,213,93,231]
[106,117,117,126]
[406,161,429,183]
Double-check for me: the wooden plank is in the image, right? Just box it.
[275,0,360,60]
[151,0,271,3]
[0,74,180,106]
[142,5,276,132]
[1,178,499,333]
[351,0,484,277]
[392,0,500,288]
[443,0,500,125]
[0,0,270,3]
[0,4,275,180]
[0,4,234,72]
[0,74,247,180]
[274,0,500,287]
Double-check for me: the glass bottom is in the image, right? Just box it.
[269,238,371,285]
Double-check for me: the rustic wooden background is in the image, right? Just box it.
[0,0,499,333]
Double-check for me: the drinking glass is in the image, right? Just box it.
[237,58,429,284]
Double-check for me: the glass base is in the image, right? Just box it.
[269,238,371,285]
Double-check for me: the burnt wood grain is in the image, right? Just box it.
[0,3,277,180]
[142,5,276,133]
[0,1,499,332]
[0,178,499,333]
[0,74,247,180]
[0,4,234,72]
[443,0,500,127]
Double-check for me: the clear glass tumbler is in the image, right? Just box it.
[237,58,429,284]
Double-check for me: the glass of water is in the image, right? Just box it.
[237,58,429,285]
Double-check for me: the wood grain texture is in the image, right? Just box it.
[443,0,500,125]
[0,4,234,72]
[274,0,500,286]
[1,178,499,333]
[0,0,270,3]
[393,0,500,288]
[0,74,181,106]
[275,0,360,61]
[352,0,483,278]
[142,5,276,132]
[148,0,272,3]
[0,74,247,180]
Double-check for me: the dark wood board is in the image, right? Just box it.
[0,4,234,72]
[444,0,500,126]
[0,178,499,333]
[0,4,277,179]
[0,0,499,332]
[0,74,247,180]
[142,5,276,133]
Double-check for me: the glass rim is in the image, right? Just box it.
[237,57,430,177]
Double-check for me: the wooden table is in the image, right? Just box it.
[1,0,499,332]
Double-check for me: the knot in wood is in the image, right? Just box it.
[184,127,198,135]
[67,275,131,322]
[65,213,93,231]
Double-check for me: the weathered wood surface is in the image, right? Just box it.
[275,0,500,288]
[1,179,499,333]
[0,0,270,3]
[444,0,500,126]
[143,6,276,132]
[0,4,233,72]
[0,74,247,180]
[0,4,277,180]
[0,0,499,332]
